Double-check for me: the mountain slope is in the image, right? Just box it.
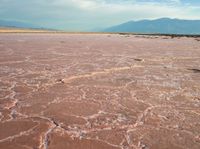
[0,20,42,29]
[104,18,200,34]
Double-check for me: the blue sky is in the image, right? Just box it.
[0,0,200,31]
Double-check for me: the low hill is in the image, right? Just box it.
[0,19,43,29]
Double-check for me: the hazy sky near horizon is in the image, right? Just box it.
[0,0,200,31]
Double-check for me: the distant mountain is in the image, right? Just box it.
[104,18,200,34]
[0,19,43,29]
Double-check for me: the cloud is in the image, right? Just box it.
[0,0,200,31]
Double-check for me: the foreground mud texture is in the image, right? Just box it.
[0,33,200,149]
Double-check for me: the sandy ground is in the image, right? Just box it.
[0,33,200,149]
[0,28,52,33]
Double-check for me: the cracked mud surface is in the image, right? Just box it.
[0,33,200,149]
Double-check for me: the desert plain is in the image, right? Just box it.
[0,33,200,149]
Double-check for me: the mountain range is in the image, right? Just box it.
[1,18,200,34]
[104,18,200,34]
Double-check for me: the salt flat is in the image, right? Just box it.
[0,33,200,149]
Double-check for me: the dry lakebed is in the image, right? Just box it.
[0,33,200,149]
